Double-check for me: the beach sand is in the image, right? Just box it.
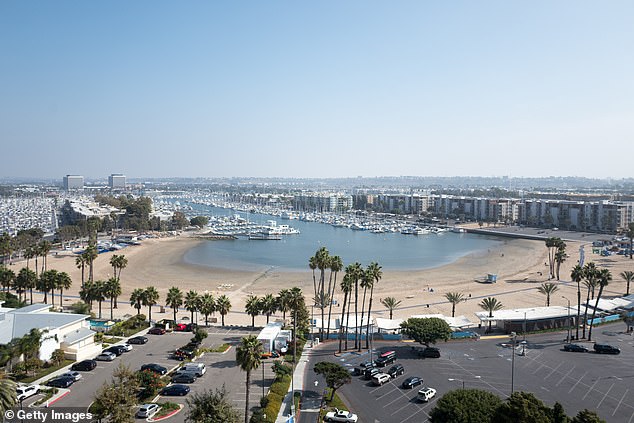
[7,232,633,326]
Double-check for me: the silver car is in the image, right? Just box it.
[136,403,160,418]
[95,352,116,361]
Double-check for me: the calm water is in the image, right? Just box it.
[180,204,503,272]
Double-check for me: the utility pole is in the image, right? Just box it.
[510,331,517,396]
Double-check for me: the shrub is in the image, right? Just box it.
[263,394,283,423]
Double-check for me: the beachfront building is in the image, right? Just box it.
[0,303,101,361]
[60,198,122,225]
[62,175,84,191]
[108,173,126,189]
[292,192,353,213]
[474,306,577,334]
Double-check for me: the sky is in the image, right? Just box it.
[1,1,633,180]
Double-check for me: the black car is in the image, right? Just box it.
[563,344,588,353]
[402,376,423,389]
[171,373,196,384]
[418,347,441,358]
[104,345,126,356]
[71,359,97,371]
[387,364,405,378]
[47,376,75,388]
[141,363,168,375]
[185,323,198,332]
[364,368,381,380]
[593,344,620,355]
[161,384,190,396]
[375,351,397,367]
[128,336,148,345]
[352,361,375,376]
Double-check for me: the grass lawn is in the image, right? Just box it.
[16,359,74,383]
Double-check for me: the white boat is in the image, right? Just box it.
[413,227,430,235]
[452,226,466,233]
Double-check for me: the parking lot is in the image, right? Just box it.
[305,323,634,423]
[50,326,274,422]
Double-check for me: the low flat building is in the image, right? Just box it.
[474,306,577,333]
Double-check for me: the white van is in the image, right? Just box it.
[180,362,206,377]
[418,387,436,402]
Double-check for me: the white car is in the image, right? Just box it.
[60,371,82,381]
[418,386,437,402]
[136,403,160,418]
[120,343,133,352]
[95,352,116,361]
[324,408,358,423]
[372,372,391,386]
[16,385,39,401]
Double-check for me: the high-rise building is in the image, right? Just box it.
[108,173,126,189]
[63,175,84,191]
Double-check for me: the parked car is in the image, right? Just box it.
[179,363,206,377]
[261,351,280,359]
[402,376,423,389]
[141,363,167,375]
[185,323,198,332]
[128,336,148,344]
[47,377,74,388]
[71,359,97,371]
[563,344,588,353]
[104,345,126,356]
[173,323,187,331]
[374,351,397,367]
[16,385,39,401]
[120,343,133,352]
[372,373,391,386]
[148,327,166,335]
[594,344,620,355]
[418,347,441,358]
[364,368,381,380]
[160,384,190,396]
[172,373,196,384]
[324,408,358,422]
[352,361,374,376]
[387,364,405,379]
[60,371,82,382]
[418,387,437,402]
[95,352,116,361]
[136,404,160,419]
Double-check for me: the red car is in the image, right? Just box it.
[148,327,166,335]
[173,323,187,331]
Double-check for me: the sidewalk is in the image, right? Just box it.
[275,345,313,423]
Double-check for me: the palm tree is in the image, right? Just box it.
[260,293,277,324]
[537,283,559,306]
[235,335,263,423]
[198,293,215,326]
[109,255,127,307]
[286,287,304,363]
[588,269,612,342]
[627,222,634,260]
[309,256,318,305]
[347,262,362,350]
[13,269,31,303]
[130,288,145,315]
[92,280,107,319]
[38,240,51,275]
[75,255,87,288]
[277,289,291,321]
[326,255,343,338]
[479,297,503,333]
[23,246,34,272]
[620,271,633,296]
[338,273,353,353]
[0,371,16,413]
[582,263,598,338]
[445,292,466,317]
[380,297,402,320]
[315,247,331,340]
[0,267,15,294]
[570,265,584,340]
[143,287,160,323]
[105,277,120,320]
[365,261,382,349]
[216,295,231,326]
[554,246,567,281]
[55,271,72,308]
[245,295,261,327]
[166,287,184,322]
[38,269,58,304]
[184,290,200,324]
[83,246,98,282]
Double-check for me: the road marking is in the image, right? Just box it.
[532,364,544,375]
[544,362,563,380]
[568,370,588,394]
[596,383,614,409]
[613,389,629,416]
[555,365,576,387]
[582,378,599,400]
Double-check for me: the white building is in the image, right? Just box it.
[0,303,101,361]
[63,175,84,191]
[108,173,126,189]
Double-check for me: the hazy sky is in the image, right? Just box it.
[1,1,633,179]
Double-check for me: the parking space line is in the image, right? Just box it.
[613,389,629,416]
[544,362,563,380]
[596,383,614,409]
[582,378,599,400]
[532,364,544,375]
[555,365,575,387]
[568,370,588,394]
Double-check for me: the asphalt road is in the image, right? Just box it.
[305,323,634,423]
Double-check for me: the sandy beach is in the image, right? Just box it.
[6,232,633,326]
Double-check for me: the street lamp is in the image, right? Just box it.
[510,331,517,396]
[563,296,571,343]
[262,360,265,398]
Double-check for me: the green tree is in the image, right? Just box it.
[553,402,570,423]
[136,369,166,398]
[587,268,611,342]
[537,282,559,307]
[365,261,382,349]
[54,271,72,308]
[620,270,633,296]
[0,267,15,293]
[400,317,452,346]
[83,245,99,283]
[143,287,160,323]
[429,388,502,423]
[245,295,261,327]
[166,286,184,322]
[190,216,210,228]
[38,269,58,304]
[216,295,231,326]
[627,222,634,260]
[571,409,606,423]
[313,361,351,401]
[445,292,466,317]
[104,277,120,320]
[129,288,145,315]
[92,363,139,423]
[109,255,127,307]
[326,255,343,338]
[570,265,585,340]
[259,293,277,324]
[555,246,567,280]
[75,255,87,288]
[582,263,598,339]
[235,335,263,423]
[492,391,553,423]
[199,293,215,326]
[50,349,66,366]
[186,385,240,423]
[0,371,16,414]
[479,297,503,333]
[277,289,291,321]
[185,290,200,323]
[380,297,402,320]
[15,268,36,304]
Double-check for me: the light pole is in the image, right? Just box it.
[310,305,315,346]
[563,296,571,343]
[262,360,265,398]
[523,312,527,342]
[510,331,517,396]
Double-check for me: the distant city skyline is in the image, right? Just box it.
[1,1,633,179]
